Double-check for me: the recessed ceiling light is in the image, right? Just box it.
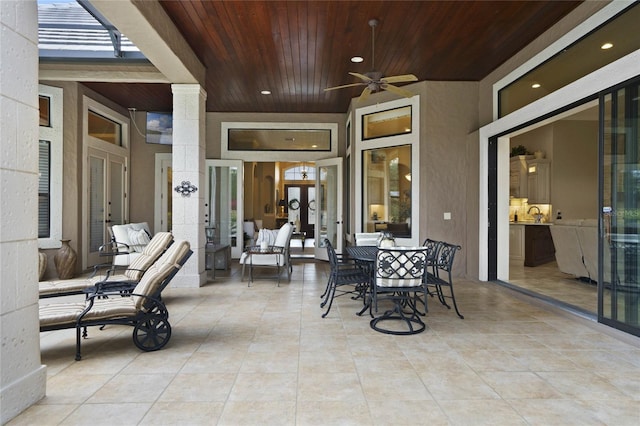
[351,56,364,63]
[601,42,613,50]
[531,83,541,89]
[260,90,271,95]
[311,144,318,148]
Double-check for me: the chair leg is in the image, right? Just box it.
[447,285,464,319]
[75,326,82,361]
[320,276,334,306]
[321,279,338,318]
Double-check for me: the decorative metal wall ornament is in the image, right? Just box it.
[174,181,198,197]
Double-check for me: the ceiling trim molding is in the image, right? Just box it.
[89,0,205,85]
[39,62,168,83]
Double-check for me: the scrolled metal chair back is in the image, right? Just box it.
[435,242,460,273]
[422,238,441,264]
[376,247,428,288]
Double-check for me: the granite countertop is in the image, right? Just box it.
[510,221,553,225]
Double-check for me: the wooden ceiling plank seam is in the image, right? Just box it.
[77,0,583,113]
[277,4,297,102]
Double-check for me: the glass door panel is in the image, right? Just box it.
[205,159,243,258]
[315,158,343,260]
[88,154,106,265]
[87,148,127,266]
[600,80,640,335]
[109,158,125,226]
[284,184,314,237]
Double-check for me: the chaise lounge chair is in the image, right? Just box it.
[39,240,192,360]
[39,232,173,298]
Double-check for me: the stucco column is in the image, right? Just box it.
[0,1,47,422]
[170,84,207,287]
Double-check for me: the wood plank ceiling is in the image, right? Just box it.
[83,0,582,113]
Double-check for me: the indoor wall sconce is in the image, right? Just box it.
[175,181,198,197]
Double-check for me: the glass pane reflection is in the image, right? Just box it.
[362,145,412,237]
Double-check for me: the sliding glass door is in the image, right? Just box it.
[600,79,640,334]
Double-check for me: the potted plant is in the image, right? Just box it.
[510,145,532,157]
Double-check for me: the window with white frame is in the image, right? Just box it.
[355,96,420,245]
[38,85,63,248]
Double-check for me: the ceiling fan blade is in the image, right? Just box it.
[382,83,414,98]
[324,82,365,91]
[348,72,374,82]
[358,87,372,103]
[383,74,418,84]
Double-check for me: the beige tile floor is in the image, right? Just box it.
[509,260,599,313]
[11,260,640,425]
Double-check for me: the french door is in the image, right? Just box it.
[284,183,315,237]
[205,160,244,258]
[315,158,344,260]
[86,147,127,266]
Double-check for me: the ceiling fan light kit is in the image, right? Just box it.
[325,18,417,101]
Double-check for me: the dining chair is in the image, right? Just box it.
[370,246,429,335]
[412,238,442,313]
[424,242,464,319]
[321,239,371,318]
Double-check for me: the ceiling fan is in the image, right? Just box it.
[324,18,417,102]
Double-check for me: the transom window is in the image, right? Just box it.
[284,164,316,181]
[88,110,122,145]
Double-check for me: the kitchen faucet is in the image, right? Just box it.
[527,206,542,222]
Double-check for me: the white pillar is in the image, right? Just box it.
[170,84,207,287]
[0,1,47,422]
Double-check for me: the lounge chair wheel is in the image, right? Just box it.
[133,314,172,352]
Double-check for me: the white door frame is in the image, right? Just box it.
[315,157,344,260]
[154,153,172,232]
[81,96,130,269]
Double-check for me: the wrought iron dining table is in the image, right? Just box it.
[345,245,378,315]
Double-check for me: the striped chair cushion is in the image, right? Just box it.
[124,231,173,280]
[375,248,427,288]
[39,298,137,327]
[132,240,190,310]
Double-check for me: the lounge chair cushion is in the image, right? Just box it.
[39,240,191,327]
[40,299,137,327]
[38,232,173,297]
[132,240,191,310]
[124,231,173,280]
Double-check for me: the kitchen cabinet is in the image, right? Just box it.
[509,224,525,262]
[509,156,531,198]
[526,159,550,203]
[524,225,555,266]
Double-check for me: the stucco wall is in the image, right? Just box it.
[129,109,171,231]
[36,81,133,279]
[0,1,47,423]
[422,81,479,277]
